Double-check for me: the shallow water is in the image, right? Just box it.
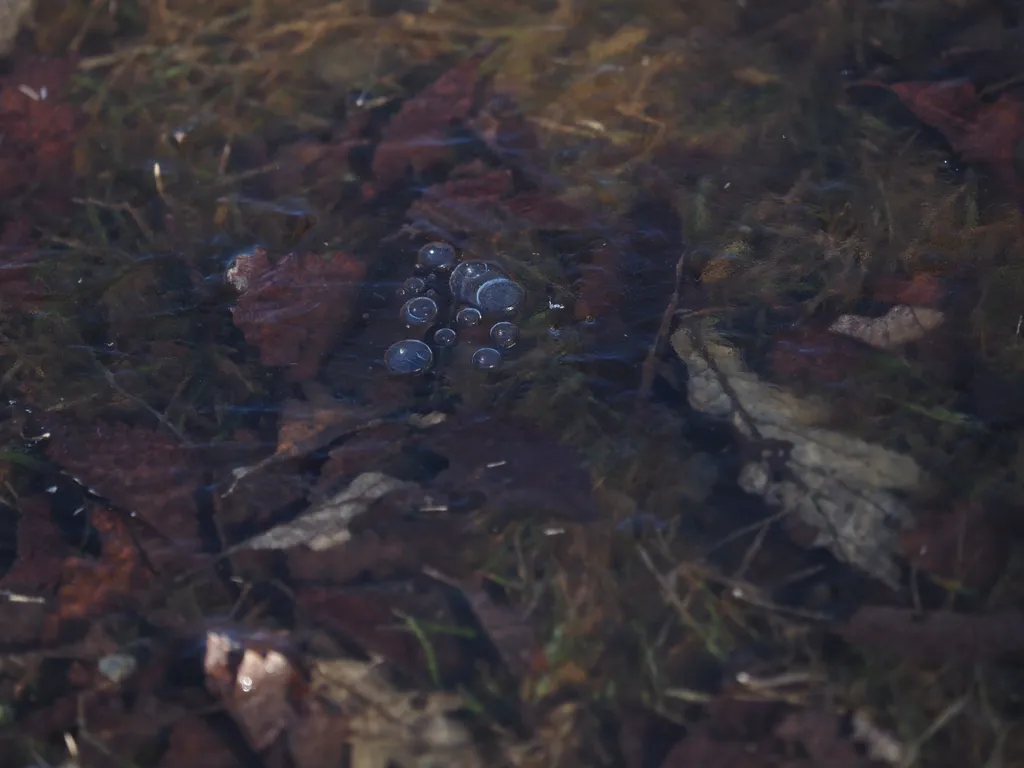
[2,1,1024,766]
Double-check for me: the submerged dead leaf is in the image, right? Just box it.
[54,506,150,628]
[672,325,924,586]
[230,247,367,382]
[0,496,154,646]
[420,413,597,523]
[775,710,898,767]
[888,79,1024,167]
[828,305,944,350]
[237,472,419,552]
[768,329,874,386]
[574,241,625,321]
[407,161,588,238]
[45,417,206,563]
[0,56,84,216]
[369,53,487,194]
[158,714,243,768]
[0,496,69,645]
[313,657,482,768]
[858,78,1024,201]
[274,389,385,463]
[900,502,1010,592]
[204,631,303,753]
[832,606,1024,663]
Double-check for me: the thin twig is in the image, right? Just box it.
[638,249,686,398]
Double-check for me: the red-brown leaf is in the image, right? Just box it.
[421,413,597,523]
[900,502,1010,592]
[230,248,367,382]
[0,56,85,215]
[51,506,150,631]
[408,162,591,237]
[370,54,487,192]
[832,606,1024,663]
[870,79,1024,167]
[45,417,206,562]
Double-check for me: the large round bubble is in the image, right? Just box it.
[449,261,500,304]
[400,296,439,326]
[489,321,519,349]
[385,339,434,374]
[455,307,482,327]
[417,242,456,270]
[471,347,502,370]
[476,278,526,316]
[433,327,457,347]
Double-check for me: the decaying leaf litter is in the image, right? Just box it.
[2,0,1024,766]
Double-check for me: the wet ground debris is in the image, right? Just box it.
[228,246,368,383]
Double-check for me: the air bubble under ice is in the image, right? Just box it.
[384,339,434,374]
[417,242,456,270]
[449,260,496,304]
[471,347,502,370]
[456,307,482,327]
[433,327,457,347]
[489,321,519,349]
[402,276,427,296]
[476,278,525,316]
[400,296,439,326]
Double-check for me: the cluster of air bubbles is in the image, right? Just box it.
[385,241,527,375]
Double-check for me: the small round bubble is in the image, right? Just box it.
[402,276,426,295]
[433,327,457,347]
[489,321,519,349]
[456,307,482,327]
[417,242,456,270]
[475,278,525,316]
[384,339,434,374]
[449,260,498,304]
[400,296,439,326]
[471,347,502,370]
